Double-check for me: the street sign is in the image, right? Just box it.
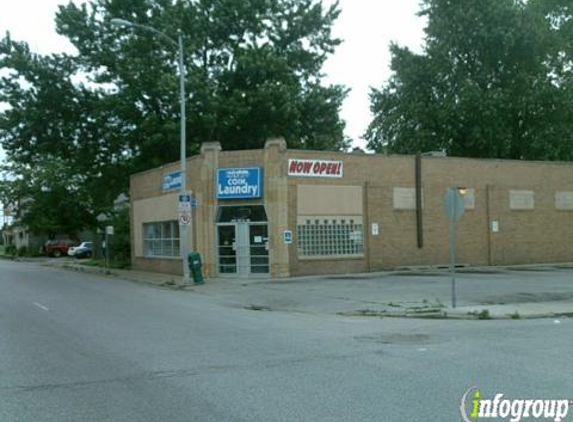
[284,229,293,244]
[178,193,192,225]
[444,188,465,222]
[443,187,466,309]
[178,193,191,209]
[179,194,191,213]
[105,226,114,235]
[179,214,191,226]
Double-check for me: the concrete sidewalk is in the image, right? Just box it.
[39,258,573,320]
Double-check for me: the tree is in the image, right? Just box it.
[55,0,349,164]
[106,206,131,267]
[365,0,573,161]
[0,0,348,235]
[0,35,131,236]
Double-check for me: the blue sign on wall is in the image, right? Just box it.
[162,171,182,192]
[217,168,263,199]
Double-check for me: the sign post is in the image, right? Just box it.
[105,225,114,269]
[178,193,192,283]
[444,188,466,308]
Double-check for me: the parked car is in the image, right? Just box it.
[44,239,75,257]
[68,242,93,259]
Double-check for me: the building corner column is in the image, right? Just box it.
[129,176,136,267]
[264,137,289,278]
[198,141,222,278]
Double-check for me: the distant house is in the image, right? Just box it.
[1,193,128,255]
[2,224,46,253]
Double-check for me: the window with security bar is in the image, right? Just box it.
[143,221,180,257]
[296,216,364,258]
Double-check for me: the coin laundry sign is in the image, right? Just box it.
[288,159,343,178]
[217,168,263,199]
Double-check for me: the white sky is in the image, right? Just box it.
[0,0,426,159]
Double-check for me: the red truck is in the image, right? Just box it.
[44,239,75,257]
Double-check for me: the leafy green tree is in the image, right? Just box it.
[55,0,349,165]
[1,0,348,236]
[106,206,131,267]
[0,35,130,236]
[366,0,573,161]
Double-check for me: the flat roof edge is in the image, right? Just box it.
[131,148,573,180]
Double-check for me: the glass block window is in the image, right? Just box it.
[297,216,364,258]
[143,221,180,257]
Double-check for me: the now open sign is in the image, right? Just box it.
[288,159,343,178]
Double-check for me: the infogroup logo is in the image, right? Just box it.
[460,387,571,422]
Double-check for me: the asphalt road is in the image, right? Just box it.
[1,260,572,422]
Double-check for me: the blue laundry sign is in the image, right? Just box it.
[162,171,182,192]
[217,168,263,199]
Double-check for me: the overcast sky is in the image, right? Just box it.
[0,0,426,161]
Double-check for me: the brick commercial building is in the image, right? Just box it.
[130,138,573,279]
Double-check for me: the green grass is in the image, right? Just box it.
[477,309,491,320]
[79,259,131,270]
[509,311,521,320]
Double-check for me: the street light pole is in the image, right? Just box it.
[111,19,191,284]
[177,32,191,285]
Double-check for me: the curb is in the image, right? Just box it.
[338,307,573,321]
[58,263,181,288]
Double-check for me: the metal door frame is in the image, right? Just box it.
[216,223,238,276]
[216,221,269,278]
[247,223,270,275]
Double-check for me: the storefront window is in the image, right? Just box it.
[297,216,364,258]
[143,221,180,257]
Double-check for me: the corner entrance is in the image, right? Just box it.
[216,206,269,277]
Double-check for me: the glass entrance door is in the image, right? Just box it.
[218,225,237,274]
[217,222,269,277]
[235,223,250,277]
[249,224,269,274]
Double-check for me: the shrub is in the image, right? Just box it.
[510,311,521,320]
[107,207,131,266]
[477,309,491,320]
[4,244,17,256]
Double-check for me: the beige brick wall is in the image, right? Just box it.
[132,193,179,257]
[130,155,205,276]
[130,146,573,278]
[285,151,573,273]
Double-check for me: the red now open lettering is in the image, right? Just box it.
[288,159,344,178]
